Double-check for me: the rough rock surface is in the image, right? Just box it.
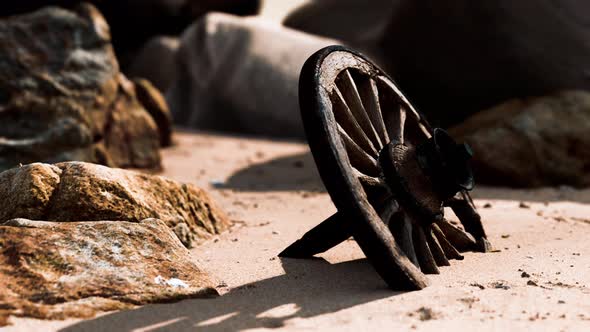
[0,4,162,172]
[0,162,230,246]
[0,218,218,325]
[133,78,174,147]
[450,91,590,187]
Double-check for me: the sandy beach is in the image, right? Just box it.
[4,129,590,331]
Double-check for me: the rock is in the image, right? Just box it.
[450,91,590,187]
[0,162,230,246]
[127,36,180,93]
[382,1,590,128]
[0,1,261,63]
[167,13,337,138]
[0,218,218,325]
[0,4,162,172]
[283,0,396,50]
[133,78,174,147]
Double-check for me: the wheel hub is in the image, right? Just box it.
[379,128,475,223]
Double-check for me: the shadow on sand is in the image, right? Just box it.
[220,152,326,193]
[60,258,402,332]
[220,152,590,204]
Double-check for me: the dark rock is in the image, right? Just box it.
[0,218,218,325]
[0,162,230,246]
[0,4,162,171]
[450,91,590,187]
[127,36,180,92]
[0,0,261,62]
[283,0,396,50]
[133,78,174,147]
[382,1,590,127]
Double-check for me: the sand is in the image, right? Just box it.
[4,129,590,331]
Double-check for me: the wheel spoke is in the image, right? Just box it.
[338,125,380,176]
[389,213,420,267]
[377,199,399,225]
[432,223,463,260]
[337,70,382,149]
[357,77,389,145]
[413,225,439,274]
[384,104,406,144]
[426,226,450,267]
[434,219,476,252]
[332,87,378,157]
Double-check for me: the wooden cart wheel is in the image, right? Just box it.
[280,46,490,290]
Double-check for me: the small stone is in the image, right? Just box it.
[501,234,510,239]
[521,272,531,278]
[483,203,493,208]
[519,202,531,209]
[416,307,438,321]
[470,283,485,290]
[527,280,538,287]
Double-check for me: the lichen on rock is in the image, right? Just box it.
[0,218,219,325]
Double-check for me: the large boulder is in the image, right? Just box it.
[0,4,164,171]
[0,162,230,247]
[127,36,180,93]
[0,0,261,63]
[382,1,590,128]
[167,13,337,138]
[450,91,590,187]
[0,218,218,325]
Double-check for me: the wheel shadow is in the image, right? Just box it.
[59,258,402,332]
[219,152,326,192]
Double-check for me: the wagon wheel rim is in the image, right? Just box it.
[299,46,485,290]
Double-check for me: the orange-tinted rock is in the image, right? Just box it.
[0,218,218,325]
[133,78,174,147]
[0,162,230,247]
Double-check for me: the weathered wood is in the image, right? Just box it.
[332,87,379,157]
[377,199,399,225]
[413,225,440,274]
[431,223,463,260]
[389,213,420,267]
[357,76,389,145]
[337,125,380,176]
[279,211,352,258]
[434,219,477,252]
[425,226,450,267]
[384,104,406,144]
[297,46,430,290]
[286,46,489,291]
[337,70,382,149]
[446,191,488,252]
